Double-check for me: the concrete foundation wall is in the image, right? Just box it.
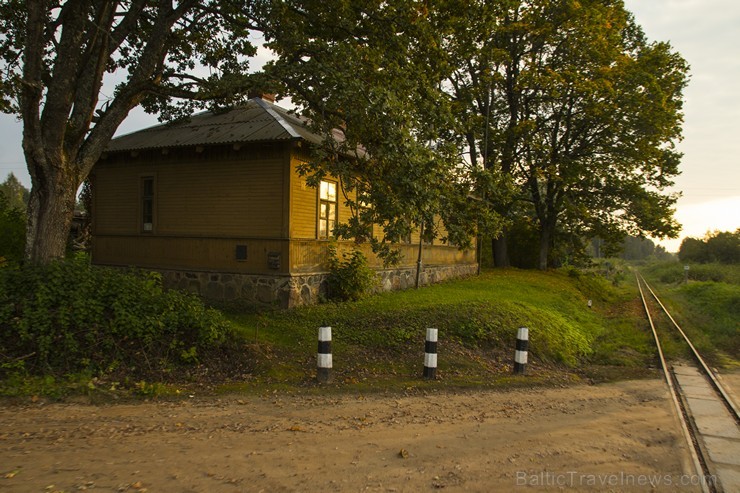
[160,263,478,308]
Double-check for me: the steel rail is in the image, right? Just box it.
[635,273,711,493]
[638,273,740,424]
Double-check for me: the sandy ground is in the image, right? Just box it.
[0,376,717,493]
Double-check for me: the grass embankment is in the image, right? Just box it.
[221,268,656,393]
[640,262,740,367]
[1,264,664,399]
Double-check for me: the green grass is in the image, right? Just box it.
[640,262,739,365]
[641,261,740,285]
[2,266,677,399]
[221,268,656,392]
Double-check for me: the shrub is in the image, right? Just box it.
[0,255,233,377]
[326,243,377,301]
[0,192,25,263]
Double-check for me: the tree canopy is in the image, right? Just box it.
[262,0,505,262]
[0,172,29,211]
[439,0,688,269]
[1,0,688,270]
[679,230,740,265]
[1,0,264,262]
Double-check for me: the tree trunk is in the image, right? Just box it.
[415,231,424,289]
[492,234,510,268]
[25,165,79,264]
[538,227,550,271]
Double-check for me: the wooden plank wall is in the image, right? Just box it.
[92,143,475,276]
[92,143,291,274]
[287,151,475,273]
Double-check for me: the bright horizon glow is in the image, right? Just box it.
[658,196,740,252]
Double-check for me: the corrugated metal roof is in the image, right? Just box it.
[106,98,323,153]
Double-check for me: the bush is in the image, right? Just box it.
[326,243,377,301]
[0,255,233,377]
[0,192,25,263]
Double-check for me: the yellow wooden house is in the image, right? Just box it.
[91,96,477,307]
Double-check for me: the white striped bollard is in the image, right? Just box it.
[423,328,438,380]
[317,326,332,383]
[514,327,529,375]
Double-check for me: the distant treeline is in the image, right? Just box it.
[678,230,739,265]
[590,236,672,262]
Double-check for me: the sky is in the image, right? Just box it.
[1,1,739,253]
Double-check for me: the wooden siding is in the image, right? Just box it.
[92,167,139,234]
[94,235,290,274]
[290,239,476,274]
[289,156,318,239]
[92,143,292,273]
[286,148,474,272]
[92,143,476,277]
[94,144,288,238]
[156,160,282,236]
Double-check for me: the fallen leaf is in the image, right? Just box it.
[398,449,409,459]
[4,470,19,479]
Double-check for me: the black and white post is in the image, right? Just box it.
[317,326,332,383]
[514,327,529,375]
[423,328,438,380]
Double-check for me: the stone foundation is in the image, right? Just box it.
[160,263,478,308]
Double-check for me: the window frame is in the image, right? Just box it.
[317,179,338,239]
[140,175,155,234]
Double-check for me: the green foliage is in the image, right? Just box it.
[0,190,25,263]
[264,0,506,264]
[0,173,29,211]
[671,282,740,359]
[0,255,233,378]
[441,0,687,270]
[228,269,626,384]
[505,220,540,269]
[619,236,657,261]
[326,243,377,301]
[643,261,740,285]
[679,230,739,265]
[133,380,169,398]
[641,260,739,363]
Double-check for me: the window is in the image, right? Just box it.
[235,245,247,261]
[141,176,154,232]
[318,180,337,239]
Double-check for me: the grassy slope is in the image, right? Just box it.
[640,262,740,366]
[8,262,736,399]
[222,268,656,392]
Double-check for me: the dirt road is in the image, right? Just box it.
[0,378,708,492]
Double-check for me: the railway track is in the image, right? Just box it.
[636,273,740,493]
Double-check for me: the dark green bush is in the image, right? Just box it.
[0,255,233,377]
[0,192,26,263]
[326,243,377,301]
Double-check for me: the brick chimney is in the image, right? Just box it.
[249,91,276,103]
